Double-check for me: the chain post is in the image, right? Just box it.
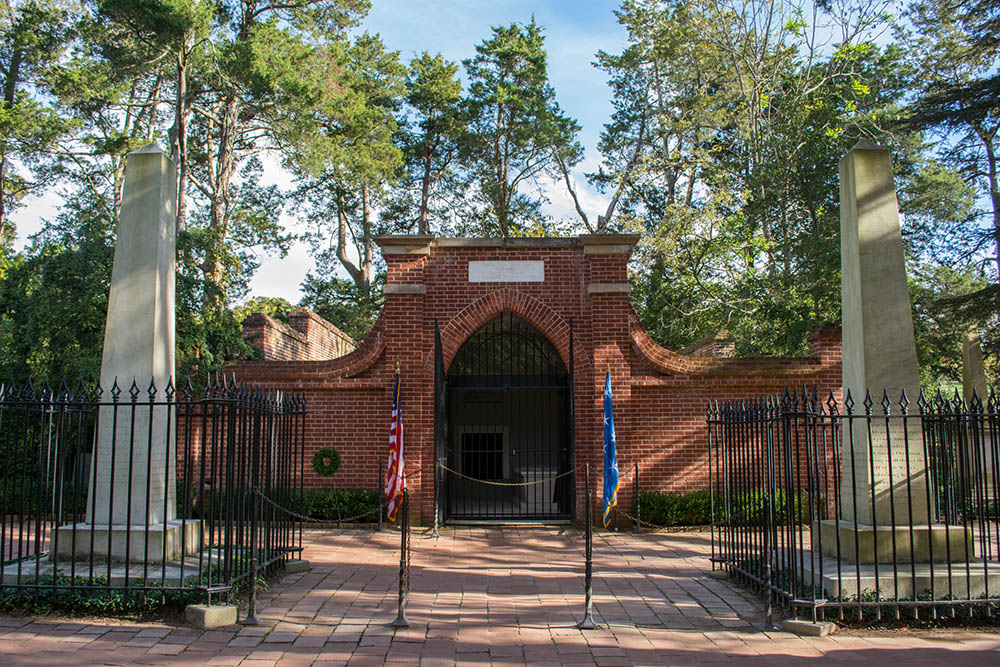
[243,557,259,625]
[390,490,410,628]
[377,459,384,532]
[762,495,774,631]
[431,461,440,537]
[578,487,597,630]
[633,462,642,534]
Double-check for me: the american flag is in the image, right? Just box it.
[385,367,405,521]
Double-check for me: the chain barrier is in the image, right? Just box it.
[437,462,575,487]
[250,486,381,525]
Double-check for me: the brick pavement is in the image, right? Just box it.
[1,527,998,665]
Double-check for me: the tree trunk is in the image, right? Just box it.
[170,54,192,233]
[0,43,24,244]
[360,184,373,294]
[205,92,241,287]
[335,189,364,289]
[418,149,432,235]
[979,129,1000,282]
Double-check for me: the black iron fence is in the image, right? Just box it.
[0,376,306,604]
[708,388,1000,621]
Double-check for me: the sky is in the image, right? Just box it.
[9,0,629,305]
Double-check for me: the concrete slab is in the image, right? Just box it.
[186,604,238,630]
[783,618,837,636]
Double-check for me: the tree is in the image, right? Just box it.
[291,32,405,296]
[298,272,383,340]
[898,0,1000,282]
[596,0,926,355]
[0,0,72,244]
[0,192,113,380]
[390,52,465,236]
[462,19,583,237]
[895,0,1000,376]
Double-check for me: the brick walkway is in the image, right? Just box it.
[2,527,999,665]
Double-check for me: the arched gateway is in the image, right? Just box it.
[234,235,842,526]
[442,312,573,521]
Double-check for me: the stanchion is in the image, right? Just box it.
[431,461,440,538]
[377,460,384,532]
[761,495,776,632]
[390,490,410,628]
[243,557,259,625]
[633,461,642,534]
[578,487,597,630]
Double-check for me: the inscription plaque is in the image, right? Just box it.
[468,260,544,283]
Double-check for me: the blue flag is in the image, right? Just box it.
[602,371,619,527]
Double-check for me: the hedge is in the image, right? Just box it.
[637,489,816,527]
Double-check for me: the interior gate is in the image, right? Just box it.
[434,312,574,521]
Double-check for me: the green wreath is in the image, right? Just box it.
[311,447,341,477]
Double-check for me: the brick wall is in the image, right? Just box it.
[231,235,843,525]
[242,307,356,361]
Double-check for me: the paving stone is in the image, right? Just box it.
[1,528,1000,665]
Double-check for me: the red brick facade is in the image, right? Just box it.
[231,235,842,525]
[242,307,356,361]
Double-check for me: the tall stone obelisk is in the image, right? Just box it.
[963,331,988,402]
[824,141,969,564]
[839,140,929,526]
[60,144,195,562]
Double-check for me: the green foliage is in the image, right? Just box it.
[311,447,341,477]
[0,478,88,517]
[0,196,112,380]
[637,488,815,527]
[384,52,468,235]
[0,0,75,243]
[637,490,715,526]
[298,273,384,340]
[296,488,379,522]
[235,296,295,325]
[0,573,200,616]
[461,19,582,237]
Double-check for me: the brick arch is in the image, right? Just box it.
[438,288,572,373]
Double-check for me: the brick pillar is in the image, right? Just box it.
[581,234,640,527]
[376,235,435,524]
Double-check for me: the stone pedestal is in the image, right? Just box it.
[816,520,972,564]
[55,521,201,563]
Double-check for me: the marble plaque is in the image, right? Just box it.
[468,260,544,283]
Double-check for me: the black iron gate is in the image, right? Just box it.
[435,313,573,521]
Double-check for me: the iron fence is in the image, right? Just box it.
[708,387,1000,621]
[0,375,306,604]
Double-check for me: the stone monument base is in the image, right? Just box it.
[54,520,202,563]
[801,550,1000,599]
[815,520,973,565]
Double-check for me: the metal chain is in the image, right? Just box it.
[609,503,664,530]
[437,463,575,487]
[250,486,381,525]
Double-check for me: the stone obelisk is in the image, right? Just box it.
[963,331,988,402]
[823,140,968,563]
[59,144,196,562]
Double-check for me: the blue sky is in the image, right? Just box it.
[362,0,628,157]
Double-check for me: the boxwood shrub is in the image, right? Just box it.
[637,489,815,527]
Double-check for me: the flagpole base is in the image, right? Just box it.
[577,615,598,630]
